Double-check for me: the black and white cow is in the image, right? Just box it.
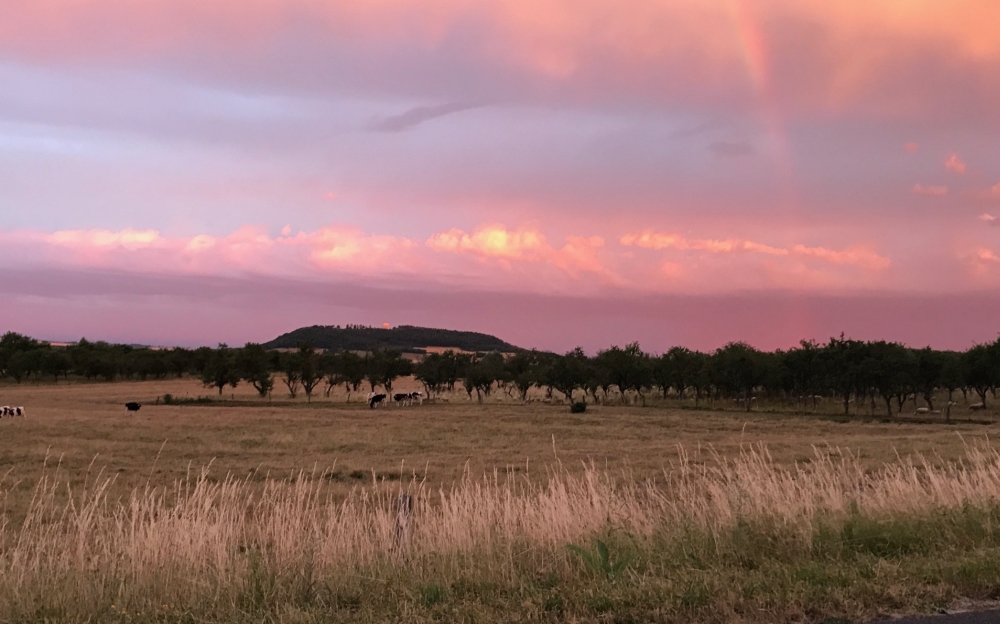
[125,402,141,412]
[368,393,387,409]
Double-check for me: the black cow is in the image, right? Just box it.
[125,402,141,412]
[368,393,387,409]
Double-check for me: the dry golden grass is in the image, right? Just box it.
[3,378,1000,622]
[0,376,996,519]
[6,435,1000,622]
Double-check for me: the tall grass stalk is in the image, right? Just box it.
[6,445,1000,621]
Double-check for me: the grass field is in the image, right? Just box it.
[2,378,1000,623]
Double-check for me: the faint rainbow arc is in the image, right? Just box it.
[726,0,798,203]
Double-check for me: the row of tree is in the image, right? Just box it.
[3,332,1000,416]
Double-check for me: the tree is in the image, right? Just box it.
[6,350,39,383]
[546,348,590,403]
[782,340,824,411]
[820,335,869,415]
[595,343,652,405]
[330,351,366,401]
[238,343,274,398]
[939,351,966,421]
[201,344,240,395]
[365,349,412,395]
[297,344,322,402]
[504,351,541,402]
[461,353,503,403]
[709,342,765,411]
[865,341,914,417]
[415,352,446,398]
[41,349,72,382]
[0,332,39,370]
[651,353,673,399]
[280,351,302,398]
[913,347,944,411]
[964,340,1000,408]
[168,348,194,378]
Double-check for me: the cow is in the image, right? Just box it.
[14,406,23,417]
[408,391,423,405]
[393,393,409,406]
[0,406,8,417]
[125,402,141,412]
[368,393,387,409]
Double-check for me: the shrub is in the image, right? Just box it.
[162,393,173,405]
[570,401,587,413]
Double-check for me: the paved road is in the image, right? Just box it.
[870,610,1000,623]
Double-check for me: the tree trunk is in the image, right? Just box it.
[884,396,893,418]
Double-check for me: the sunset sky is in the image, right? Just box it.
[1,0,999,352]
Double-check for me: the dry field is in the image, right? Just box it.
[0,377,997,513]
[3,378,1000,623]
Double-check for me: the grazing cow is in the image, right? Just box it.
[368,393,387,409]
[125,402,141,412]
[408,391,423,405]
[14,407,23,417]
[393,393,408,406]
[0,406,8,417]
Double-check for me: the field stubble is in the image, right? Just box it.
[2,378,1000,622]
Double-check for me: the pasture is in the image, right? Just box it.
[3,378,1000,623]
[1,377,997,511]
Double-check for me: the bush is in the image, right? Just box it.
[570,401,587,413]
[162,393,173,405]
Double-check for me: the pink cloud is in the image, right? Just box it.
[278,225,417,271]
[1,1,998,120]
[966,183,1000,203]
[912,183,948,196]
[975,248,1000,263]
[945,153,967,174]
[426,224,609,278]
[904,142,920,153]
[48,228,165,252]
[619,231,785,255]
[979,213,997,224]
[619,230,889,270]
[789,244,891,270]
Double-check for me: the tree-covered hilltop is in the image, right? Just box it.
[262,325,519,353]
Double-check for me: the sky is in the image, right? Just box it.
[1,0,999,353]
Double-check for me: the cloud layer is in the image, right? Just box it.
[1,1,1000,348]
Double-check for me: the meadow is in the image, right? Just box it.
[2,378,1000,623]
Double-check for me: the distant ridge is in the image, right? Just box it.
[262,325,519,353]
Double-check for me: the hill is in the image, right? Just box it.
[262,325,519,353]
